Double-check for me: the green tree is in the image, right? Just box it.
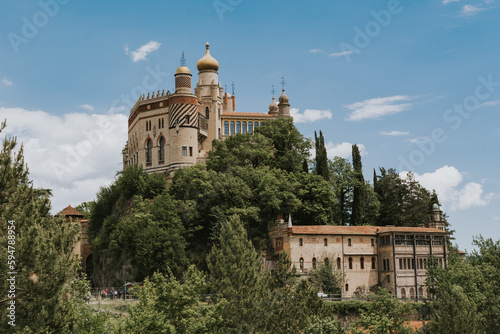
[351,144,364,226]
[315,130,330,180]
[329,157,354,225]
[310,261,344,296]
[207,215,264,332]
[0,120,82,332]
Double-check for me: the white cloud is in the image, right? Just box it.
[442,0,460,4]
[493,217,500,223]
[409,136,430,143]
[79,104,95,112]
[125,41,161,62]
[325,141,367,159]
[329,51,354,58]
[0,107,128,213]
[345,95,415,121]
[400,166,494,211]
[2,79,13,86]
[309,49,323,53]
[462,4,486,15]
[380,130,409,136]
[478,100,500,108]
[290,108,332,123]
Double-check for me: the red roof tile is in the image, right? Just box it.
[56,205,84,217]
[291,225,447,235]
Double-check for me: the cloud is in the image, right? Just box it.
[400,166,494,211]
[309,49,323,53]
[329,51,354,58]
[125,41,161,62]
[442,0,460,4]
[380,130,409,136]
[290,108,332,123]
[2,79,13,86]
[478,100,500,108]
[0,107,128,213]
[493,217,500,223]
[345,95,415,121]
[79,104,95,112]
[462,4,486,15]
[325,142,367,159]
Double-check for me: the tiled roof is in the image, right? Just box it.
[222,112,275,118]
[56,205,84,217]
[291,225,447,235]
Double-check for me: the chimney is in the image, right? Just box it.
[232,95,235,111]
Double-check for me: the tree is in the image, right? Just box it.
[315,131,329,180]
[330,157,354,225]
[351,144,364,226]
[206,215,264,332]
[0,120,82,332]
[310,261,344,296]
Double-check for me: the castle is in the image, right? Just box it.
[122,42,290,175]
[268,204,448,299]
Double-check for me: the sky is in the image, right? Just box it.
[0,0,499,252]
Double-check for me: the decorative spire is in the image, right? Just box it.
[231,82,235,95]
[180,51,186,66]
[281,77,286,91]
[271,85,275,97]
[288,213,292,228]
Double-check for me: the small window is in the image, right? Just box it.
[184,115,189,124]
[401,288,407,299]
[236,121,241,133]
[348,238,352,247]
[158,118,161,129]
[158,137,165,162]
[275,238,283,252]
[162,118,164,128]
[371,239,375,247]
[242,121,247,134]
[337,257,341,269]
[324,238,328,246]
[248,122,253,134]
[399,258,403,270]
[360,257,364,270]
[345,283,349,292]
[348,257,353,270]
[146,121,149,131]
[189,147,193,156]
[312,257,317,269]
[182,146,187,156]
[230,121,235,135]
[299,258,304,270]
[387,275,391,283]
[206,107,210,119]
[383,259,387,271]
[224,121,229,135]
[387,259,390,271]
[146,138,152,164]
[299,238,303,246]
[149,120,151,131]
[254,121,259,129]
[371,257,376,269]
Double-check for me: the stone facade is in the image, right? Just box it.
[123,43,290,175]
[269,207,448,299]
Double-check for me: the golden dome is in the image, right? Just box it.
[197,42,219,72]
[176,65,191,75]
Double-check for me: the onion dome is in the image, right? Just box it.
[278,88,289,104]
[269,96,279,114]
[197,42,219,72]
[176,65,191,75]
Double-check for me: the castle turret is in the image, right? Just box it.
[429,204,446,231]
[175,52,192,94]
[278,88,290,117]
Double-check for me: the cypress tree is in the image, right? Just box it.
[314,131,329,181]
[351,144,364,225]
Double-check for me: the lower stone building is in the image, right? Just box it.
[268,205,448,299]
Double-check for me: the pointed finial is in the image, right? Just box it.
[271,85,275,97]
[206,42,210,50]
[281,77,286,91]
[180,51,186,66]
[288,214,292,228]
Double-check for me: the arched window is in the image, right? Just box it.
[242,121,247,134]
[418,287,424,299]
[299,257,304,270]
[248,122,253,134]
[224,121,229,135]
[345,283,349,292]
[337,257,341,269]
[324,258,329,266]
[146,138,152,164]
[236,121,241,133]
[230,121,235,135]
[158,137,165,162]
[312,257,317,269]
[205,107,210,119]
[348,257,353,270]
[410,288,415,299]
[401,288,406,299]
[360,257,364,270]
[371,257,376,269]
[254,121,259,129]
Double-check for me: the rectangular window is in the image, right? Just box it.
[224,121,229,135]
[158,119,161,129]
[236,121,241,133]
[387,275,391,283]
[189,147,193,156]
[383,260,387,271]
[324,238,328,246]
[275,238,283,252]
[348,238,351,246]
[162,118,164,128]
[230,121,235,135]
[184,115,190,124]
[399,258,403,270]
[242,121,247,134]
[248,121,253,134]
[371,239,375,247]
[182,146,187,156]
[299,238,303,246]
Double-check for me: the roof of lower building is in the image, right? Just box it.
[291,225,447,235]
[56,205,84,217]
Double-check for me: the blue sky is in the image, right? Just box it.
[1,0,499,251]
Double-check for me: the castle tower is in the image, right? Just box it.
[429,204,446,231]
[268,96,279,116]
[278,88,290,117]
[195,42,223,154]
[175,52,192,94]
